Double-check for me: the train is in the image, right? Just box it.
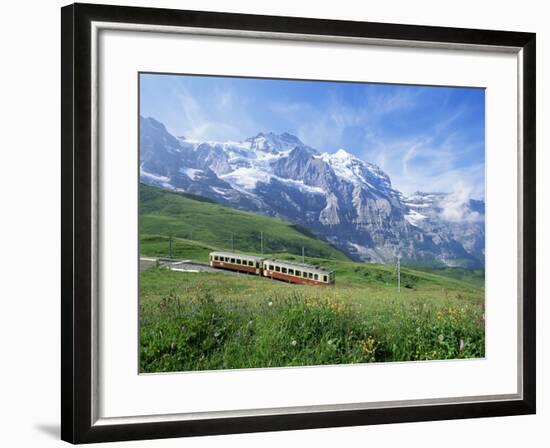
[208,251,335,286]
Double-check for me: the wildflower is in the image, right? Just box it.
[214,331,220,338]
[291,340,297,347]
[438,334,444,342]
[359,336,377,356]
[459,339,465,351]
[268,301,273,307]
[248,320,254,326]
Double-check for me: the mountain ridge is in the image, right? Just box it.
[139,115,485,268]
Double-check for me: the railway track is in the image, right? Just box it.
[140,257,241,276]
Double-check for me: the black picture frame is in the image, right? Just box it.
[61,2,536,444]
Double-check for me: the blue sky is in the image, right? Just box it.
[140,73,485,199]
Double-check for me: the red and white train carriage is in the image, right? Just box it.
[208,251,335,286]
[262,259,334,286]
[209,251,265,275]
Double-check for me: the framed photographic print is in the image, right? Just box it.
[61,2,536,444]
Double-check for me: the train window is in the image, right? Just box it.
[249,261,254,266]
[323,275,327,282]
[269,265,274,270]
[288,269,294,275]
[308,273,313,279]
[314,274,319,280]
[230,258,235,263]
[295,270,301,277]
[282,267,287,274]
[275,266,280,272]
[303,272,307,278]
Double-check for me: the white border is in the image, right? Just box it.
[94,23,521,422]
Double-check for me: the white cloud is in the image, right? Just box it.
[358,110,484,200]
[440,182,484,222]
[167,84,262,142]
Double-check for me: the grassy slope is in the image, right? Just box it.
[140,268,485,371]
[140,183,483,288]
[139,184,485,371]
[411,266,485,288]
[140,183,349,261]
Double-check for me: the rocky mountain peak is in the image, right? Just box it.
[139,116,485,268]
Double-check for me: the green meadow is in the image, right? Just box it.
[139,184,485,372]
[140,183,348,261]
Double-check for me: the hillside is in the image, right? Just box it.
[140,183,350,261]
[140,183,484,291]
[139,183,485,372]
[140,116,485,268]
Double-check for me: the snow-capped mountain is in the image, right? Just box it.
[140,116,485,268]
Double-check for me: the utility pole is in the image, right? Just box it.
[397,254,401,293]
[260,231,264,255]
[169,234,173,259]
[230,232,234,251]
[302,246,305,264]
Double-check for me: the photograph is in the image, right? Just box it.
[138,73,486,373]
[53,1,537,444]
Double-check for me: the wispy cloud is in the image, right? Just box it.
[440,181,484,222]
